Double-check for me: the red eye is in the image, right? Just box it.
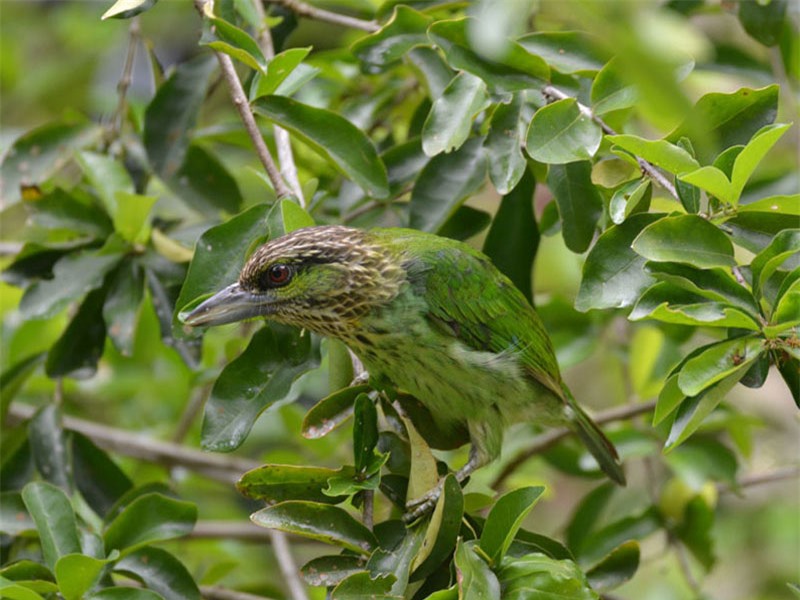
[266,264,292,286]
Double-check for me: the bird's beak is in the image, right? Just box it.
[179,283,270,327]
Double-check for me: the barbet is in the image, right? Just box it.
[182,225,625,517]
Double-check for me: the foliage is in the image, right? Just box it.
[1,1,798,599]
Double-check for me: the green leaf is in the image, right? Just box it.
[482,169,538,302]
[739,194,800,216]
[45,287,107,379]
[353,394,379,474]
[438,205,492,241]
[526,99,602,164]
[331,573,397,599]
[546,161,604,253]
[498,553,598,600]
[86,588,163,600]
[575,213,663,311]
[351,5,432,69]
[251,501,377,554]
[517,31,608,74]
[103,258,144,356]
[422,72,489,156]
[281,198,315,233]
[143,54,217,179]
[408,47,453,99]
[202,324,320,451]
[401,414,439,506]
[301,555,365,587]
[301,384,367,439]
[101,0,158,20]
[0,353,45,421]
[750,229,800,301]
[566,482,615,556]
[253,96,389,198]
[609,179,651,225]
[115,547,201,600]
[238,464,353,504]
[485,94,526,194]
[75,151,134,218]
[776,354,799,408]
[0,576,46,600]
[21,482,81,570]
[0,492,35,535]
[200,13,267,72]
[665,438,738,490]
[103,493,197,554]
[28,405,71,490]
[171,144,244,215]
[738,0,788,46]
[72,433,133,518]
[25,188,112,241]
[409,136,486,232]
[579,508,660,566]
[585,541,639,591]
[674,496,715,569]
[19,249,122,320]
[632,215,735,268]
[250,47,312,99]
[410,474,464,579]
[608,135,699,175]
[1,121,102,206]
[427,18,549,93]
[675,138,700,213]
[480,486,545,565]
[591,58,638,115]
[454,539,500,600]
[55,554,110,600]
[644,262,757,314]
[678,336,763,396]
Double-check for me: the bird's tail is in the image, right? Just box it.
[564,388,626,486]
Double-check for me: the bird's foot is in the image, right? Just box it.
[402,482,444,524]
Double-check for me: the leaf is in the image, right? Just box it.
[102,0,157,20]
[752,229,800,302]
[526,99,602,164]
[351,5,432,69]
[251,501,377,554]
[143,54,217,179]
[674,138,700,213]
[674,496,715,569]
[75,151,134,218]
[202,324,320,451]
[579,508,661,566]
[677,336,764,396]
[575,213,663,311]
[28,405,71,491]
[485,94,526,194]
[517,31,608,74]
[0,492,34,535]
[331,573,397,599]
[353,394,379,474]
[301,384,367,439]
[609,179,651,225]
[438,205,492,241]
[200,13,267,72]
[454,539,501,600]
[114,547,201,600]
[644,262,757,314]
[21,482,81,570]
[665,438,738,490]
[498,553,598,600]
[739,194,800,217]
[482,169,538,302]
[427,18,549,93]
[253,96,389,198]
[546,161,604,253]
[408,47,453,99]
[479,486,545,564]
[585,541,640,591]
[301,555,365,587]
[566,482,615,556]
[103,258,144,356]
[237,464,353,504]
[72,433,133,518]
[0,576,46,600]
[55,554,111,600]
[591,58,638,115]
[250,47,312,99]
[632,215,735,268]
[45,287,108,379]
[608,135,699,175]
[422,72,489,156]
[86,588,163,600]
[410,474,463,579]
[738,0,788,46]
[0,353,45,421]
[409,136,487,232]
[401,415,439,506]
[171,144,244,214]
[103,493,197,554]
[281,198,314,233]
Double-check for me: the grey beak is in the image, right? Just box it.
[179,283,269,327]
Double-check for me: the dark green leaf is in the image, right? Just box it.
[776,354,799,408]
[237,464,353,504]
[507,530,573,561]
[0,353,45,421]
[28,405,70,491]
[25,187,113,239]
[675,138,700,213]
[72,433,133,518]
[644,262,757,314]
[479,486,545,565]
[482,169,538,302]
[580,507,661,566]
[0,559,54,583]
[632,215,735,268]
[301,555,365,587]
[409,136,486,232]
[517,31,608,74]
[115,547,201,600]
[585,541,639,591]
[170,144,244,214]
[103,259,144,356]
[0,492,34,535]
[498,553,598,600]
[526,99,602,164]
[738,0,787,46]
[422,72,489,156]
[144,54,217,179]
[666,438,738,490]
[202,324,321,452]
[21,482,81,570]
[410,474,463,580]
[251,501,378,554]
[726,209,796,254]
[301,384,367,439]
[331,573,397,599]
[103,493,197,554]
[454,539,500,600]
[547,161,604,253]
[566,482,615,556]
[351,6,432,69]
[353,394,379,474]
[45,287,107,379]
[575,213,663,311]
[485,94,526,194]
[674,496,715,570]
[253,96,389,198]
[408,47,453,100]
[438,205,492,241]
[1,244,72,288]
[200,13,267,72]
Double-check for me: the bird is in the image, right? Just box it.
[181,225,625,519]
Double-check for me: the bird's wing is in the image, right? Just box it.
[401,236,564,396]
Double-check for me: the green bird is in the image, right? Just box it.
[182,225,625,517]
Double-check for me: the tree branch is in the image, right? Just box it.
[201,585,279,600]
[718,465,800,494]
[491,400,657,489]
[541,85,680,202]
[264,0,378,32]
[269,530,310,600]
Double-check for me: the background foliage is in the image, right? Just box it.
[1,1,798,599]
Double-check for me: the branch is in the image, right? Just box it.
[719,465,800,494]
[265,0,378,32]
[7,403,260,483]
[201,585,279,600]
[107,17,140,144]
[194,0,292,199]
[491,400,656,489]
[270,530,310,600]
[541,85,680,202]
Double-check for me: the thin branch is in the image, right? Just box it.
[171,383,211,444]
[265,0,378,32]
[673,538,703,596]
[108,17,141,142]
[541,85,680,202]
[7,403,260,483]
[719,465,800,494]
[270,530,310,600]
[201,585,279,600]
[194,0,292,199]
[492,400,657,489]
[362,490,374,531]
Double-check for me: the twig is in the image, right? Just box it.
[7,403,260,483]
[172,383,211,444]
[108,17,141,142]
[269,530,310,600]
[719,465,800,494]
[541,85,680,202]
[201,585,279,600]
[193,0,292,199]
[492,400,657,489]
[673,535,703,596]
[362,490,374,531]
[265,0,378,32]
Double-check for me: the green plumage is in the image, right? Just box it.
[183,225,625,511]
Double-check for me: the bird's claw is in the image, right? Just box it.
[402,482,443,524]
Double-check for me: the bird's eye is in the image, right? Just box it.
[262,264,292,288]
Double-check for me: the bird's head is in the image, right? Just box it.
[180,225,404,336]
